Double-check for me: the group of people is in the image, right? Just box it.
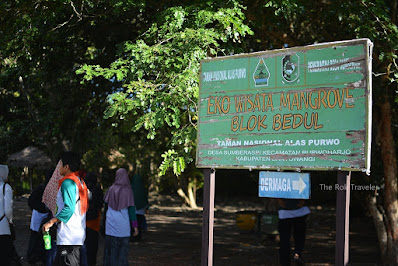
[0,151,149,266]
[0,151,309,266]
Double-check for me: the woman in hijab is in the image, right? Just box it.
[26,168,53,264]
[0,165,14,265]
[41,160,63,265]
[42,160,63,215]
[84,172,103,266]
[103,168,138,266]
[130,173,149,242]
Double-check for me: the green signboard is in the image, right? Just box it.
[196,39,373,174]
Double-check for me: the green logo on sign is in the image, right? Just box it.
[253,58,270,87]
[282,54,299,83]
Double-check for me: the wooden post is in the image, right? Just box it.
[201,169,215,266]
[335,171,351,265]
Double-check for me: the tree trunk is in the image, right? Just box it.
[176,177,199,209]
[378,96,398,263]
[188,178,198,209]
[177,188,191,205]
[368,194,388,262]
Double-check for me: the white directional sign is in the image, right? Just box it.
[292,177,307,194]
[259,172,310,199]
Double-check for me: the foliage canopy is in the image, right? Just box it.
[1,0,397,185]
[77,0,253,175]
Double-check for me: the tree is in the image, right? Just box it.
[242,0,398,263]
[0,0,111,160]
[0,0,159,189]
[2,2,397,259]
[77,0,253,207]
[365,0,398,262]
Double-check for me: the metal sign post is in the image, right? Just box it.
[201,169,215,266]
[335,171,351,265]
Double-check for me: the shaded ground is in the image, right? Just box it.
[13,194,380,265]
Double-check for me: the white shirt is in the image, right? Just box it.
[55,183,86,245]
[105,206,131,238]
[278,206,311,219]
[30,209,48,232]
[0,182,13,235]
[136,208,145,215]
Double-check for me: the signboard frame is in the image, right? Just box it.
[196,39,373,174]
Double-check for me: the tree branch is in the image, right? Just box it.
[50,14,74,31]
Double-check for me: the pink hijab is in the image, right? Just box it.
[42,160,63,215]
[104,168,135,211]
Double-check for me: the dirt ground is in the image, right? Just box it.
[13,194,380,266]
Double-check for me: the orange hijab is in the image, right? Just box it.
[58,171,88,214]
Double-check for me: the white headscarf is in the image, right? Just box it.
[0,165,9,183]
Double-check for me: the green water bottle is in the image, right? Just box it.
[43,229,52,250]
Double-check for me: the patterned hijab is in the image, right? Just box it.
[104,168,135,211]
[42,160,63,215]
